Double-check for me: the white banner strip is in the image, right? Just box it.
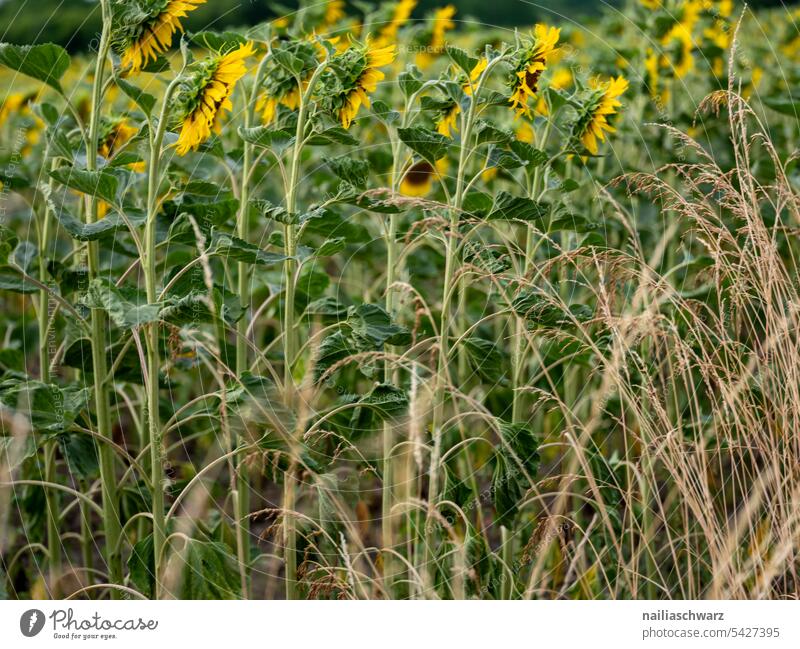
[1,601,798,648]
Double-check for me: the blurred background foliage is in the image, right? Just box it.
[0,0,788,52]
[0,0,793,52]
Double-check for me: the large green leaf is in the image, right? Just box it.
[397,126,450,165]
[512,290,593,328]
[0,43,70,91]
[173,539,242,599]
[0,377,89,434]
[49,167,120,205]
[492,421,541,526]
[345,303,411,348]
[207,228,288,265]
[463,337,506,383]
[82,278,161,328]
[349,383,408,433]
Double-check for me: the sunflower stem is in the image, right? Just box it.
[145,76,182,600]
[86,1,122,598]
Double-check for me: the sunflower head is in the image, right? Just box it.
[572,75,628,155]
[373,0,417,47]
[258,39,320,125]
[113,0,206,74]
[400,159,438,196]
[98,116,139,159]
[415,5,457,69]
[508,24,561,118]
[172,42,255,156]
[323,37,396,129]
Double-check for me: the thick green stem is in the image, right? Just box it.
[281,61,327,600]
[86,3,122,597]
[232,54,270,600]
[145,79,181,599]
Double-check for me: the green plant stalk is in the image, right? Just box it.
[382,132,404,595]
[85,3,122,597]
[281,61,327,600]
[37,156,62,595]
[425,60,501,594]
[145,78,181,599]
[233,53,271,600]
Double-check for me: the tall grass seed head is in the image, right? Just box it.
[112,0,206,74]
[172,42,254,155]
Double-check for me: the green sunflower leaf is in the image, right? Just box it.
[0,43,70,91]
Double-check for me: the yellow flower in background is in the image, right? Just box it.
[376,0,417,47]
[175,42,254,155]
[536,67,572,115]
[416,5,457,69]
[436,104,459,138]
[400,160,437,196]
[324,0,346,26]
[509,24,561,118]
[516,121,535,144]
[118,0,206,74]
[99,117,145,172]
[640,0,661,8]
[577,75,628,155]
[259,83,303,125]
[0,92,36,125]
[337,39,396,129]
[435,57,487,138]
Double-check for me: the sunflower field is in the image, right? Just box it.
[0,0,799,601]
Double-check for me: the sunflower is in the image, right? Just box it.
[114,0,206,74]
[331,39,396,129]
[174,42,255,156]
[508,24,561,118]
[376,0,417,47]
[0,91,36,125]
[536,67,572,115]
[416,5,457,69]
[258,40,319,125]
[435,57,487,138]
[98,117,145,172]
[324,0,346,26]
[400,160,436,196]
[574,76,628,155]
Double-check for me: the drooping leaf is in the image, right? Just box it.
[445,45,478,76]
[172,539,241,599]
[484,192,549,221]
[464,337,506,383]
[349,383,408,433]
[237,125,294,152]
[397,126,450,165]
[58,433,99,480]
[0,377,89,434]
[114,75,156,115]
[49,167,119,205]
[82,278,161,328]
[492,421,541,526]
[0,43,70,91]
[512,290,593,328]
[306,126,359,146]
[207,228,287,265]
[345,303,411,348]
[323,155,369,189]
